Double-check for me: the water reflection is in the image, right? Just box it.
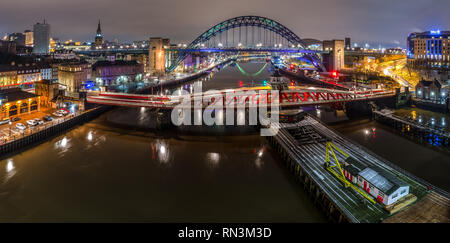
[362,128,376,139]
[4,158,16,183]
[395,107,449,132]
[411,110,417,120]
[6,159,14,173]
[254,147,265,169]
[85,130,106,149]
[206,152,220,169]
[152,140,170,164]
[54,137,71,157]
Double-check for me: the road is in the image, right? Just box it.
[0,108,75,144]
[381,59,413,89]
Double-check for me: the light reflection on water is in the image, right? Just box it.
[54,137,71,157]
[151,140,170,164]
[394,107,449,132]
[206,152,220,169]
[0,62,327,223]
[3,158,16,183]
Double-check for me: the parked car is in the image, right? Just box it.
[15,123,26,130]
[58,110,69,116]
[43,115,54,121]
[0,119,10,125]
[26,119,37,126]
[11,117,21,122]
[34,118,44,125]
[52,112,63,117]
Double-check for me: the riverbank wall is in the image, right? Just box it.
[0,106,111,158]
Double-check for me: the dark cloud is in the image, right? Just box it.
[0,0,449,47]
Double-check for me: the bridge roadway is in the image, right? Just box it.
[74,47,322,55]
[74,47,398,57]
[268,115,449,223]
[86,86,395,109]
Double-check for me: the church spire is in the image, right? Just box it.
[94,19,104,47]
[96,19,102,36]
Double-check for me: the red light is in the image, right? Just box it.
[331,71,338,78]
[290,81,295,86]
[238,81,243,87]
[290,64,295,69]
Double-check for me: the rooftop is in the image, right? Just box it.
[417,79,442,88]
[343,157,366,175]
[409,30,450,38]
[0,88,38,103]
[92,60,140,69]
[359,167,408,195]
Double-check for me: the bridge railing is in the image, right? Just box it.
[87,87,395,109]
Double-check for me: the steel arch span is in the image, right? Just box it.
[167,16,326,72]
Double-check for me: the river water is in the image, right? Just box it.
[0,62,326,222]
[0,62,448,222]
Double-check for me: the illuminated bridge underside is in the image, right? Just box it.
[168,16,326,72]
[86,88,394,109]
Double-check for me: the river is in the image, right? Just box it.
[0,62,326,222]
[0,61,448,222]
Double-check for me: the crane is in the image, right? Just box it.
[324,141,376,204]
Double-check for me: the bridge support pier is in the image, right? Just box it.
[156,109,173,130]
[265,134,350,223]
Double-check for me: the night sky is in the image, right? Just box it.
[1,0,449,47]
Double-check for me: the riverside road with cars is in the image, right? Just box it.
[0,108,72,144]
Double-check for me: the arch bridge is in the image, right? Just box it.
[167,16,326,72]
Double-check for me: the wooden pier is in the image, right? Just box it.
[266,115,450,223]
[373,109,449,149]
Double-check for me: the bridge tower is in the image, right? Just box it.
[149,37,170,76]
[323,40,345,71]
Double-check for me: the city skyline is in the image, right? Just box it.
[1,0,449,47]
